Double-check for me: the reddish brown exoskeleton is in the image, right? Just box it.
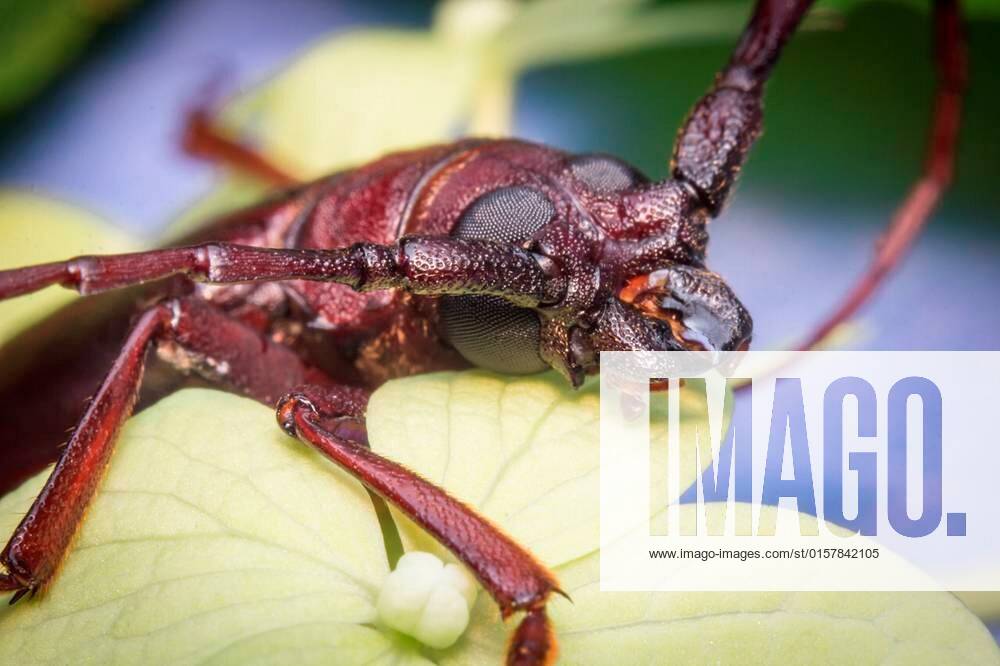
[0,0,966,662]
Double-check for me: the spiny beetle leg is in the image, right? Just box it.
[0,297,339,598]
[0,304,169,596]
[0,238,562,307]
[278,392,563,666]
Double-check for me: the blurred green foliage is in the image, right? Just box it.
[0,0,137,115]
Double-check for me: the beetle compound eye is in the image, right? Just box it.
[570,154,648,193]
[442,185,553,374]
[453,185,555,243]
[440,295,547,374]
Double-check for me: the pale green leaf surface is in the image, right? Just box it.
[0,191,136,343]
[204,0,762,184]
[223,31,485,180]
[366,370,710,569]
[168,29,491,236]
[1,382,997,664]
[445,536,1000,666]
[0,390,412,666]
[370,374,1000,665]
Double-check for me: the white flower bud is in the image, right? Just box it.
[377,551,479,649]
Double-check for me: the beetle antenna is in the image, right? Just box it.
[794,0,966,351]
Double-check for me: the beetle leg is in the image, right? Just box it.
[278,391,561,666]
[179,70,297,186]
[1,292,562,663]
[795,0,966,351]
[0,296,344,598]
[181,101,299,186]
[671,0,814,214]
[1,304,167,598]
[0,237,565,307]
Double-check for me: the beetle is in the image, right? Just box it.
[0,0,966,663]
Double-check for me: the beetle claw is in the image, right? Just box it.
[1,572,32,605]
[276,392,316,437]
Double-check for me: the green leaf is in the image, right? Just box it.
[371,373,1000,664]
[497,1,749,70]
[0,0,138,116]
[220,30,487,180]
[3,380,996,664]
[205,0,763,183]
[0,191,136,344]
[366,370,713,568]
[0,390,416,665]
[450,543,1000,664]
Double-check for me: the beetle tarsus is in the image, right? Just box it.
[507,608,557,666]
[8,589,30,605]
[276,392,315,437]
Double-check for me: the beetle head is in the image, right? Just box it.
[437,149,751,387]
[529,156,752,385]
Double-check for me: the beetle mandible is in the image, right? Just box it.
[0,0,966,663]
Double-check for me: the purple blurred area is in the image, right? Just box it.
[711,204,1000,352]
